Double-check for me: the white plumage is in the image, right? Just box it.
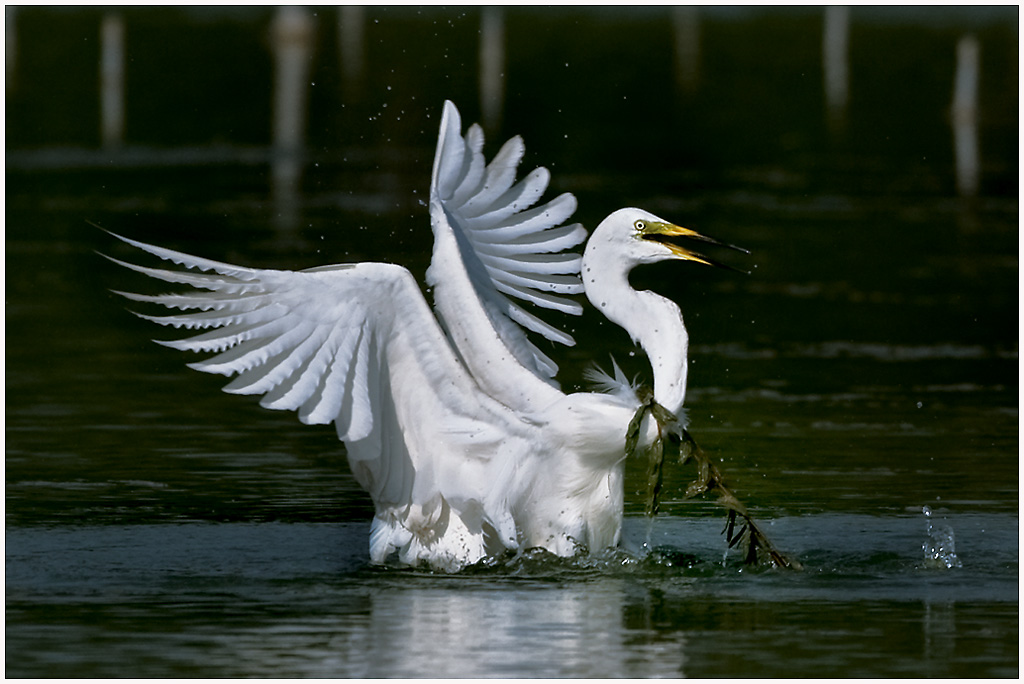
[110,101,740,571]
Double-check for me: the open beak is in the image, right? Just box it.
[640,221,749,274]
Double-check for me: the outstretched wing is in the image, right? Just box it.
[428,101,587,413]
[106,233,530,564]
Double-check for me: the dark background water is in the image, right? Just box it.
[6,5,1018,678]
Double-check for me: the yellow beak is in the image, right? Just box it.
[640,221,749,272]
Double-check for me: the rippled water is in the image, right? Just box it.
[5,514,1017,677]
[6,7,1018,678]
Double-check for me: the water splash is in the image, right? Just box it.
[641,515,657,557]
[446,542,704,578]
[922,506,962,569]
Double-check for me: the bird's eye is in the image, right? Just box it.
[634,220,646,233]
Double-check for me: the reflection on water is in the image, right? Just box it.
[6,514,1017,677]
[347,578,686,678]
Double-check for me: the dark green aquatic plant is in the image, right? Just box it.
[626,389,801,570]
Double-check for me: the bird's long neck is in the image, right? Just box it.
[583,259,689,415]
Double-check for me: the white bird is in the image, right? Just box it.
[109,101,744,572]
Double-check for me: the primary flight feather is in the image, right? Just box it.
[110,101,744,571]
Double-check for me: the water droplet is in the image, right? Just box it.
[922,506,962,569]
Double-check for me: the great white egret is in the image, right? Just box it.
[109,101,745,572]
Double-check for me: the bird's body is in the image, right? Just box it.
[111,101,741,571]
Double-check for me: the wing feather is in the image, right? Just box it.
[134,303,279,330]
[491,269,583,295]
[111,289,270,311]
[450,124,487,207]
[332,324,373,439]
[259,329,330,411]
[107,233,532,521]
[460,168,551,230]
[493,279,585,313]
[477,251,582,276]
[474,223,587,256]
[505,302,576,349]
[106,255,261,293]
[459,136,524,217]
[427,101,587,413]
[468,192,577,240]
[160,314,297,355]
[225,323,328,398]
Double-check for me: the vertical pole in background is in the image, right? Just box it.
[6,7,16,93]
[672,6,700,95]
[479,6,505,132]
[952,35,980,199]
[338,5,365,100]
[100,13,125,149]
[271,6,315,231]
[823,5,849,136]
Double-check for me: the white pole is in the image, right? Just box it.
[479,6,505,132]
[272,6,315,156]
[672,6,700,94]
[100,13,125,148]
[952,35,980,198]
[338,5,365,99]
[823,6,849,134]
[271,6,315,230]
[6,7,16,93]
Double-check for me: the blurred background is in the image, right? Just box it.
[6,6,1019,195]
[6,5,1019,678]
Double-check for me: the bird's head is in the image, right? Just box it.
[589,208,748,272]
